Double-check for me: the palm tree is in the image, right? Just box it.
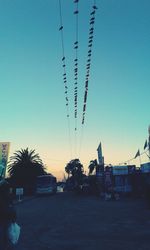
[65,159,83,177]
[65,159,84,191]
[8,148,46,190]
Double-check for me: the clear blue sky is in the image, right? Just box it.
[0,0,149,179]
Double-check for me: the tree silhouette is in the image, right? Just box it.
[65,159,84,190]
[8,148,46,190]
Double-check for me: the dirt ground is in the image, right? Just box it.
[15,192,150,250]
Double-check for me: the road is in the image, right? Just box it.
[15,192,150,250]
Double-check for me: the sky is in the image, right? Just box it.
[0,0,149,180]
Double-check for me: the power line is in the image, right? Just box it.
[58,1,98,160]
[58,0,73,159]
[81,2,98,125]
[79,1,98,157]
[73,0,79,158]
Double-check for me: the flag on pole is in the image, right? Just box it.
[144,140,148,150]
[97,143,104,165]
[134,149,140,159]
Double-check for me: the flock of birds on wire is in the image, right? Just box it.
[59,0,98,157]
[59,0,98,127]
[58,1,149,164]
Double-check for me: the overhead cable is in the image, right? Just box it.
[79,0,98,157]
[73,0,79,157]
[58,0,72,158]
[81,1,98,126]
